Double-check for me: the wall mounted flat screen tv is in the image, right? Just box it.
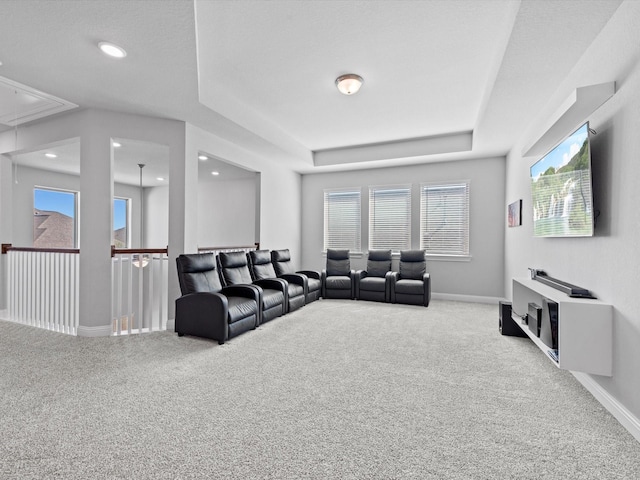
[530,122,594,237]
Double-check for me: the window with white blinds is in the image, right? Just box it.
[369,185,411,251]
[420,182,470,256]
[323,188,361,251]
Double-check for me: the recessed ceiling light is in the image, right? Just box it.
[211,171,220,176]
[198,155,208,160]
[112,142,121,148]
[45,153,57,158]
[98,41,127,59]
[156,177,165,181]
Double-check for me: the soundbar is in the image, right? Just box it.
[530,270,596,299]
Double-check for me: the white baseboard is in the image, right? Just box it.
[432,293,505,304]
[166,318,175,331]
[572,371,640,443]
[77,325,112,337]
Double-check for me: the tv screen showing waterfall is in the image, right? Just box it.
[530,122,594,237]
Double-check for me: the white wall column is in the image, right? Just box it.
[0,154,13,310]
[77,112,113,336]
[166,123,193,324]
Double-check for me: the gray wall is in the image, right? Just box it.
[505,0,640,428]
[197,177,257,248]
[302,157,506,300]
[184,124,302,264]
[129,177,258,251]
[145,184,168,248]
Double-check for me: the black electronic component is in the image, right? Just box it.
[499,301,527,337]
[539,298,559,350]
[528,302,542,337]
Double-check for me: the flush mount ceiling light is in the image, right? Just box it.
[335,74,364,95]
[211,171,220,176]
[112,141,121,148]
[45,153,57,158]
[198,155,208,160]
[98,41,127,59]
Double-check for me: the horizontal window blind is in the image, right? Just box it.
[369,185,411,251]
[420,182,470,255]
[323,188,361,251]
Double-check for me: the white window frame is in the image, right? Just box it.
[33,186,79,249]
[323,187,361,252]
[420,181,470,257]
[113,196,131,248]
[368,184,411,252]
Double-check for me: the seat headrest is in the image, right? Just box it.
[177,253,215,273]
[400,250,425,262]
[218,251,248,268]
[327,249,350,260]
[271,249,291,263]
[368,249,392,261]
[176,253,222,295]
[249,249,271,265]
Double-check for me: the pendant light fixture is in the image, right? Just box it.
[133,163,149,268]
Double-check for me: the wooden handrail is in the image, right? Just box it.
[1,244,169,257]
[2,244,79,254]
[111,246,168,257]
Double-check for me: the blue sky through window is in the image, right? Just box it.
[34,189,75,218]
[530,123,588,181]
[114,198,127,230]
[35,189,128,232]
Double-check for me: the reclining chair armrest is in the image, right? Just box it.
[222,284,261,304]
[384,271,395,303]
[280,273,308,298]
[354,270,367,298]
[175,292,229,343]
[279,273,305,287]
[254,277,287,293]
[254,278,288,315]
[423,273,431,307]
[388,271,399,303]
[321,269,328,297]
[349,269,357,299]
[298,269,320,280]
[223,284,262,325]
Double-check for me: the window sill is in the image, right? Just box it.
[321,251,364,258]
[425,254,472,262]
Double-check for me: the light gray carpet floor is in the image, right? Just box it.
[1,299,639,479]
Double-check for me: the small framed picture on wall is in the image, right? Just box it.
[508,199,522,227]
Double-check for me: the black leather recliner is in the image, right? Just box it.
[271,249,321,304]
[248,250,305,313]
[390,250,431,307]
[175,253,260,344]
[355,250,393,303]
[217,251,286,324]
[321,249,355,299]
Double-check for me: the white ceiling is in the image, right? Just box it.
[11,138,255,187]
[11,138,172,187]
[0,0,625,176]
